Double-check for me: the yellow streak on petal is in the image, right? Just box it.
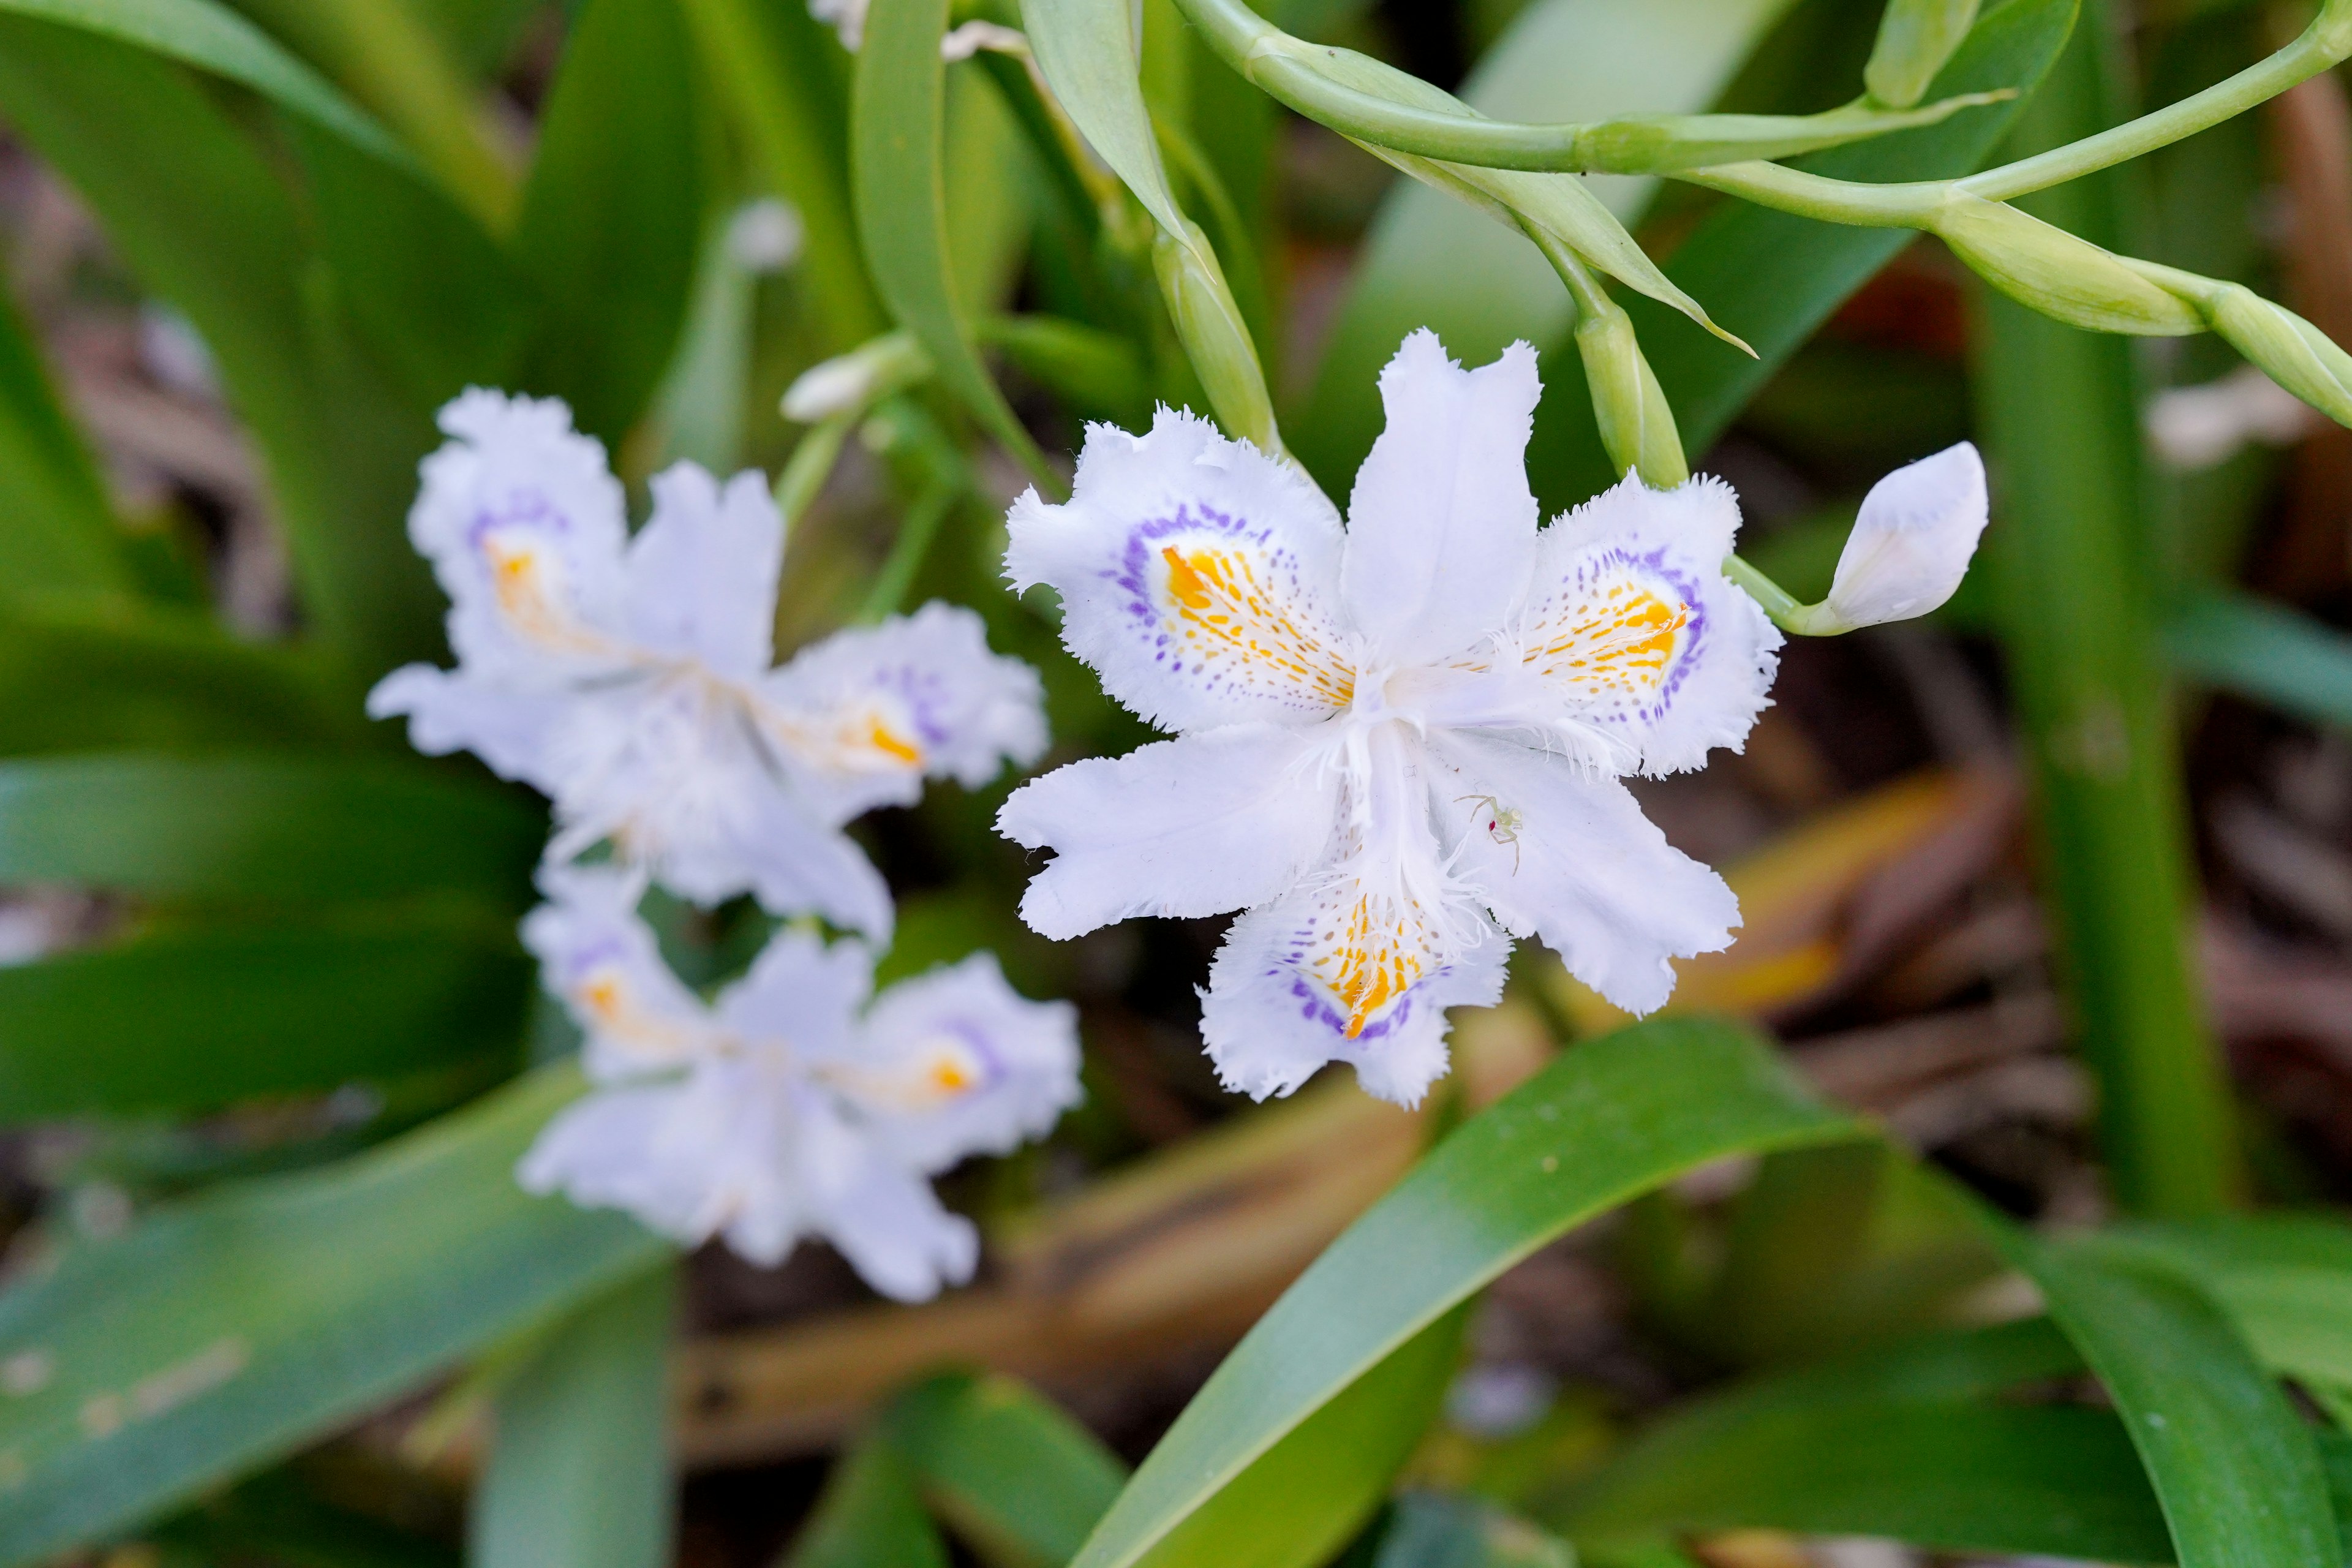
[1157,545,1354,709]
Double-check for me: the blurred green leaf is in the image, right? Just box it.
[512,0,709,447]
[1140,1306,1469,1568]
[1526,0,2078,510]
[1066,1018,1861,1568]
[0,913,530,1123]
[785,1433,953,1568]
[2101,1215,2352,1393]
[472,1263,675,1568]
[0,276,135,603]
[225,0,517,228]
[883,1373,1126,1568]
[0,17,445,670]
[1548,1317,2175,1559]
[409,0,541,76]
[981,315,1155,428]
[0,752,540,904]
[682,0,889,353]
[1362,1493,1574,1568]
[0,0,409,163]
[2165,588,2352,733]
[2006,1229,2342,1568]
[1291,0,1801,488]
[0,604,356,753]
[856,0,1053,485]
[1972,13,2238,1219]
[0,1063,665,1566]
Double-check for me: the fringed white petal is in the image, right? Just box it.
[1428,731,1738,1016]
[996,725,1341,940]
[845,951,1082,1173]
[763,601,1049,822]
[365,663,565,788]
[1341,331,1541,666]
[1005,407,1354,733]
[522,863,712,1079]
[1518,473,1782,776]
[712,926,872,1060]
[410,390,631,676]
[625,464,784,680]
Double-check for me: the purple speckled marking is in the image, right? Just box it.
[938,1016,1006,1087]
[1547,543,1706,733]
[562,933,631,984]
[867,665,956,748]
[1259,916,1441,1046]
[467,488,568,550]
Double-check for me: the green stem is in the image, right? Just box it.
[856,480,959,624]
[1721,553,1811,631]
[1970,15,2240,1216]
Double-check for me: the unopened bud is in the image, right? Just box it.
[2200,282,2352,429]
[1793,442,1988,634]
[1574,305,1687,489]
[1936,195,2204,336]
[782,332,931,423]
[1865,0,1981,108]
[1152,224,1280,454]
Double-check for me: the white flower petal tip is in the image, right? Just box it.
[1813,442,1990,633]
[515,878,1082,1295]
[379,390,1047,925]
[995,330,1782,1106]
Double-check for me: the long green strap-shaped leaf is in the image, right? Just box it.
[786,1433,953,1568]
[856,0,1054,486]
[0,916,531,1123]
[2100,1215,2352,1390]
[0,753,540,904]
[0,1064,665,1567]
[0,20,445,672]
[2165,587,2352,733]
[0,274,134,602]
[470,1263,676,1568]
[1526,0,2079,511]
[2006,1231,2343,1568]
[511,0,708,448]
[883,1373,1128,1567]
[1972,10,2239,1218]
[0,603,356,754]
[0,0,407,163]
[1066,1018,1860,1568]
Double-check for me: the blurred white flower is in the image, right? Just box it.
[805,0,1025,61]
[370,390,1047,937]
[809,0,868,50]
[997,330,1781,1107]
[518,865,1081,1298]
[1800,441,1988,634]
[725,198,804,275]
[2146,364,2318,472]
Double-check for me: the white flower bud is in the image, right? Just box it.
[1151,223,1279,453]
[2203,282,2352,429]
[1806,442,1989,633]
[781,333,930,423]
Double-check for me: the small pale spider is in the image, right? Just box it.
[1457,794,1524,873]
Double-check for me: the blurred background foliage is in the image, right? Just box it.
[0,0,2349,1564]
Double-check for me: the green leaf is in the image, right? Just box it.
[0,17,445,669]
[2165,587,2352,733]
[512,0,708,446]
[1291,0,1803,489]
[1140,1305,1469,1568]
[856,0,1054,484]
[1363,1492,1574,1568]
[881,1373,1126,1568]
[0,0,408,164]
[2098,1215,2352,1390]
[0,913,531,1123]
[1972,13,2239,1218]
[0,1063,666,1566]
[471,1263,676,1568]
[785,1434,953,1568]
[0,272,134,602]
[0,752,540,904]
[1549,1317,2174,1561]
[1066,1018,1861,1568]
[0,603,356,753]
[1525,0,2080,510]
[2010,1231,2343,1568]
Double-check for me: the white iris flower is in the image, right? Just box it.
[997,330,1785,1107]
[369,391,1047,938]
[517,866,1082,1301]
